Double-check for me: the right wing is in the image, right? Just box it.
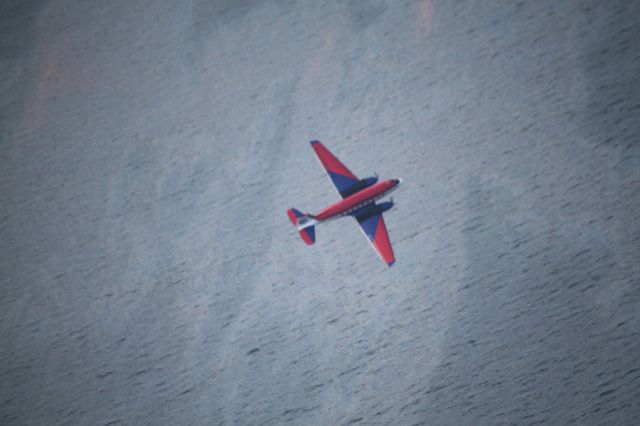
[356,212,396,267]
[310,141,360,198]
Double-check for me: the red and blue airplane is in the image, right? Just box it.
[287,141,402,267]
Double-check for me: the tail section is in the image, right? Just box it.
[287,208,317,245]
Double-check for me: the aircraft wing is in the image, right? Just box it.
[310,140,359,198]
[356,212,396,267]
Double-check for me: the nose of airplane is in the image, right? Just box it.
[397,178,403,186]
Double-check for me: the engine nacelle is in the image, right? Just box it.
[361,176,378,187]
[340,176,379,198]
[354,200,394,219]
[374,200,394,214]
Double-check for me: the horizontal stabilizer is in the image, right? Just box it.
[298,226,315,245]
[287,208,304,225]
[287,208,316,245]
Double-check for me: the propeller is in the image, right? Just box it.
[373,171,378,179]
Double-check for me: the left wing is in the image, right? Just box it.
[310,141,360,198]
[357,213,396,267]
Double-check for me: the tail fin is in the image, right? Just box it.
[287,208,316,245]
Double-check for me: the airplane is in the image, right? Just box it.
[287,140,402,267]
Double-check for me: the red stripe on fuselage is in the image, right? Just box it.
[314,179,397,221]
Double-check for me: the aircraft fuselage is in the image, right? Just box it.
[314,179,402,221]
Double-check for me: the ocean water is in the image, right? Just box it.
[1,1,639,424]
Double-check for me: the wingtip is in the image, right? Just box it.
[310,140,320,145]
[387,260,395,268]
